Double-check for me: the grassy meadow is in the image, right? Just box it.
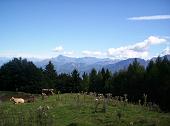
[0,91,170,126]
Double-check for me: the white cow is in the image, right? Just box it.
[10,97,24,104]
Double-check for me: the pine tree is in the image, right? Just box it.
[89,68,97,92]
[71,69,81,92]
[44,61,57,88]
[0,58,44,93]
[81,72,89,92]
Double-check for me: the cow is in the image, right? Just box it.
[10,97,24,104]
[42,89,55,96]
[25,95,35,103]
[41,92,48,100]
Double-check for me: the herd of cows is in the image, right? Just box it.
[9,89,55,104]
[9,89,117,109]
[9,89,111,105]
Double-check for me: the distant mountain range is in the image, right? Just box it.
[0,55,170,74]
[34,55,120,74]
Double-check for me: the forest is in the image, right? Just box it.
[0,56,170,111]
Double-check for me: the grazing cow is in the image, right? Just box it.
[42,89,55,96]
[26,95,35,103]
[97,93,104,100]
[42,93,47,96]
[41,93,48,100]
[10,97,24,104]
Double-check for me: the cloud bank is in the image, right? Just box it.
[80,36,167,59]
[82,50,105,57]
[107,36,167,59]
[1,36,168,59]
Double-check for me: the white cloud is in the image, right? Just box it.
[82,50,106,57]
[130,36,166,51]
[63,51,74,56]
[107,47,149,59]
[1,36,168,60]
[147,36,166,44]
[52,46,77,57]
[128,15,170,20]
[81,36,167,59]
[107,36,167,59]
[53,46,63,52]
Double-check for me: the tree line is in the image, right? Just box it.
[0,56,170,111]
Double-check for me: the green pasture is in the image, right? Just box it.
[0,91,170,126]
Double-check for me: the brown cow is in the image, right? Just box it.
[26,95,35,103]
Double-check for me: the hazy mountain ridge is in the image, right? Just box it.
[104,58,148,73]
[0,55,170,74]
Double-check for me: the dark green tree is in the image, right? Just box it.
[126,59,145,101]
[104,69,112,93]
[71,69,81,92]
[56,73,72,93]
[95,71,103,92]
[89,68,97,92]
[0,58,45,93]
[146,56,170,111]
[44,61,57,88]
[81,72,89,92]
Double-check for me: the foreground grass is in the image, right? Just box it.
[0,92,170,126]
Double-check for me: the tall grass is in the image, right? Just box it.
[0,92,170,126]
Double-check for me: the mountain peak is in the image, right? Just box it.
[57,55,68,59]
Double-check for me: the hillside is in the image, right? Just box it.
[0,91,170,126]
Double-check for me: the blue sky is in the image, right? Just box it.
[0,0,170,59]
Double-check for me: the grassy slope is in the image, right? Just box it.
[0,91,170,126]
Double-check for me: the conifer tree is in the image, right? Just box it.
[44,61,57,88]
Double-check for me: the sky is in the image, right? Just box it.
[0,0,170,59]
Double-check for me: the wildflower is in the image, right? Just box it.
[130,121,134,125]
[46,105,50,110]
[95,98,99,101]
[37,106,43,111]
